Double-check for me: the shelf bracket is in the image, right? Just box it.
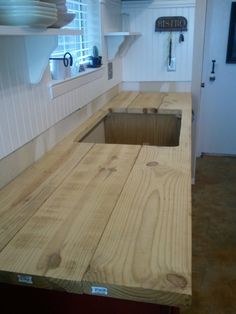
[106,35,125,60]
[105,32,141,60]
[24,35,58,84]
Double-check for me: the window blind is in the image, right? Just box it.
[51,0,91,70]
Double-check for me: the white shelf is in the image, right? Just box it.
[104,32,141,60]
[104,32,141,36]
[0,25,82,36]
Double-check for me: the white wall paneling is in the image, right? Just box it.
[122,0,195,82]
[196,0,236,156]
[101,0,122,33]
[121,81,191,92]
[0,1,122,161]
[0,85,119,189]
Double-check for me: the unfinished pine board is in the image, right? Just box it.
[103,91,139,111]
[83,151,191,307]
[0,142,93,252]
[114,92,168,114]
[104,113,181,147]
[0,92,192,308]
[0,144,140,293]
[83,93,192,307]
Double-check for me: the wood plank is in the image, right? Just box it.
[0,144,141,293]
[103,92,139,111]
[0,142,93,252]
[83,145,192,307]
[115,92,169,114]
[0,92,192,307]
[83,93,192,307]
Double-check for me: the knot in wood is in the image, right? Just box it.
[167,273,187,289]
[146,161,159,167]
[150,108,158,113]
[47,253,62,269]
[108,167,117,172]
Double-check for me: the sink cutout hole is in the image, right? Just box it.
[79,112,181,147]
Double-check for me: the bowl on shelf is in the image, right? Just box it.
[50,12,75,28]
[0,1,57,10]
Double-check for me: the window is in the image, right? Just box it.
[50,0,101,76]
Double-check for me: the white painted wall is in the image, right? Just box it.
[0,0,122,160]
[122,0,195,85]
[196,0,236,156]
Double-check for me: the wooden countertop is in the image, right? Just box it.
[0,92,192,308]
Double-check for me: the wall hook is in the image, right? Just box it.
[179,30,184,43]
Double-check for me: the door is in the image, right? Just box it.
[197,0,236,155]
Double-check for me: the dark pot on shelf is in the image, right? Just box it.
[88,56,102,68]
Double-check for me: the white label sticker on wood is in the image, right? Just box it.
[91,286,108,295]
[17,275,33,284]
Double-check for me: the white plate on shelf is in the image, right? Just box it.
[0,5,57,11]
[0,1,56,9]
[0,10,57,18]
[0,13,57,27]
[0,7,57,16]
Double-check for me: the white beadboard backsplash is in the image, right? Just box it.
[122,0,195,82]
[0,0,122,161]
[0,43,122,160]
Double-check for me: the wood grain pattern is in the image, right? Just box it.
[0,144,140,293]
[83,146,191,306]
[118,92,169,114]
[103,91,139,111]
[83,93,192,307]
[104,113,181,146]
[0,142,93,252]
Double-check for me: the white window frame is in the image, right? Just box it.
[51,0,91,74]
[49,0,103,98]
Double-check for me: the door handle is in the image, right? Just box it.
[210,60,216,81]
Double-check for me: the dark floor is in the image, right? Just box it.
[182,156,236,314]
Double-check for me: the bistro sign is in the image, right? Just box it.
[155,16,188,32]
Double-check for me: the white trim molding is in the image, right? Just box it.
[122,0,196,9]
[49,66,105,99]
